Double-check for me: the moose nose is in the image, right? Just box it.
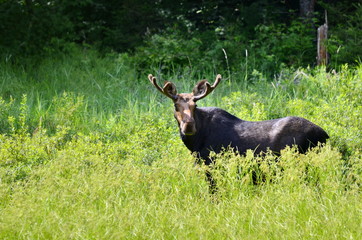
[182,121,196,136]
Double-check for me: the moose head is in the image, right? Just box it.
[148,74,221,136]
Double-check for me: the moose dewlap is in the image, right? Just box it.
[148,74,329,165]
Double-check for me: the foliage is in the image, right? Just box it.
[1,0,361,71]
[0,53,361,238]
[325,2,362,66]
[249,19,316,72]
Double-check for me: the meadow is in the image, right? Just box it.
[0,50,361,239]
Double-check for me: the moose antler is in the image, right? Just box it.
[148,74,178,100]
[193,74,222,101]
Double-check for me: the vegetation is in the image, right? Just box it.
[1,1,362,73]
[0,0,361,239]
[0,51,361,239]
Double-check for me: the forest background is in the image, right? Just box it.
[1,0,361,72]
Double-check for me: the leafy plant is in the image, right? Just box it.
[0,51,361,239]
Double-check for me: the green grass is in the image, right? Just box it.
[0,51,361,239]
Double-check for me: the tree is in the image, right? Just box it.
[299,0,316,19]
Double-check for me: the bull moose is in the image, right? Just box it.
[148,74,329,189]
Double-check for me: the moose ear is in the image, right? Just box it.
[163,81,177,98]
[192,80,208,97]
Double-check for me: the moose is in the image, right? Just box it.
[148,74,329,189]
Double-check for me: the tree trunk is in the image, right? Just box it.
[317,12,328,66]
[299,0,316,19]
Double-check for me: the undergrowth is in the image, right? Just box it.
[0,53,361,239]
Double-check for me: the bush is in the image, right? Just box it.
[0,53,361,239]
[325,2,362,66]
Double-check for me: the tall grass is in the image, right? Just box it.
[0,51,361,239]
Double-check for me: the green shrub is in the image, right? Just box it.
[325,3,362,66]
[0,52,361,239]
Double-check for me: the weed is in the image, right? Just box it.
[0,52,361,239]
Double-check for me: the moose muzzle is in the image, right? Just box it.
[181,120,196,136]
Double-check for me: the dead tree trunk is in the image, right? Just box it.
[317,11,328,66]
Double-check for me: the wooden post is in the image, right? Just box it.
[317,11,328,66]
